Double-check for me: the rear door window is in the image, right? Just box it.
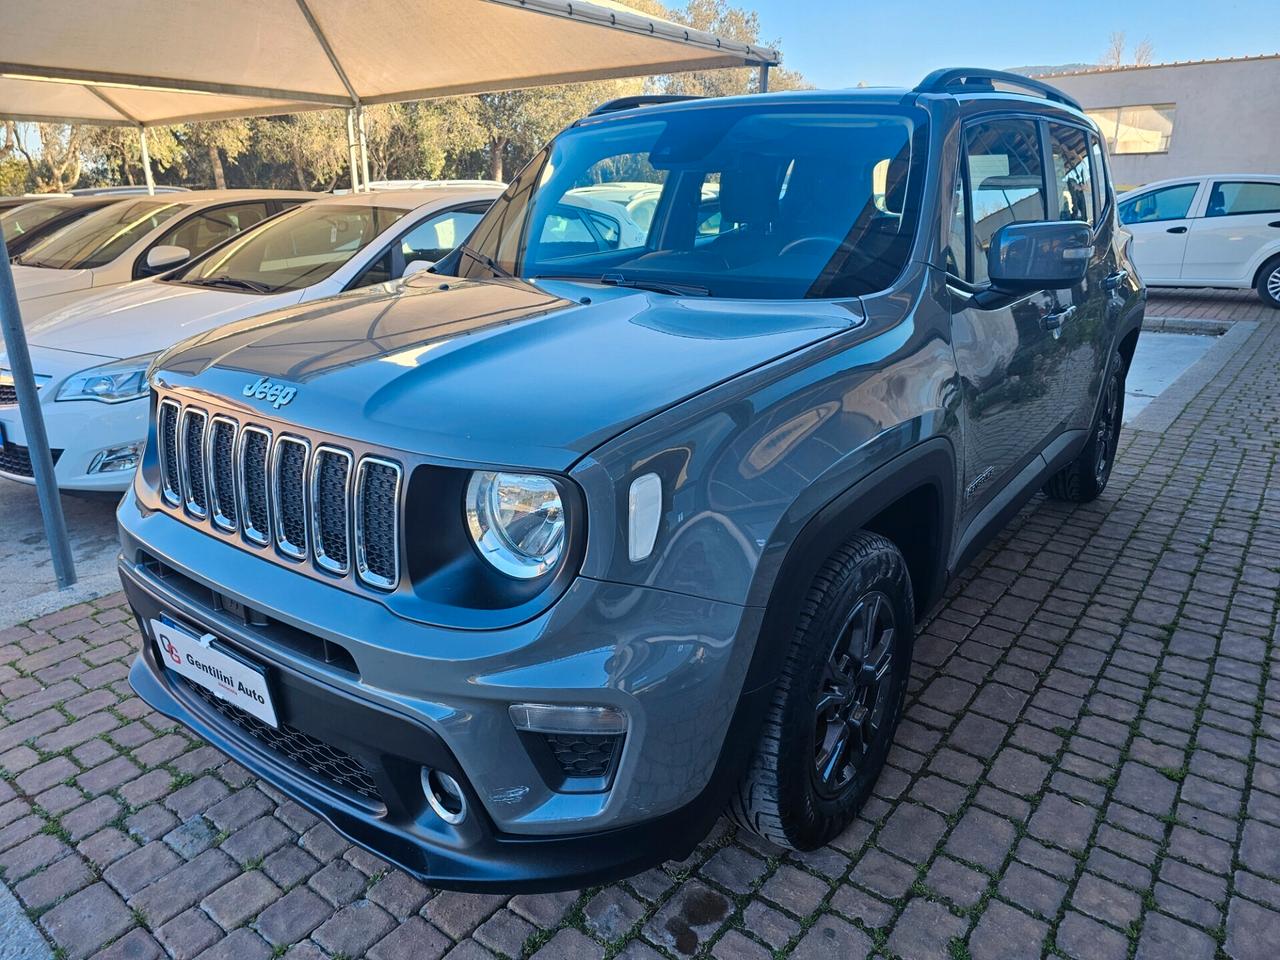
[1205,181,1280,218]
[1048,124,1094,225]
[964,119,1047,284]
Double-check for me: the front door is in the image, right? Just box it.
[948,117,1068,523]
[1116,181,1203,283]
[1182,180,1280,285]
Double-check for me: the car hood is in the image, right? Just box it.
[155,276,862,469]
[10,264,95,301]
[25,279,301,361]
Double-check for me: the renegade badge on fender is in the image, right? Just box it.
[120,70,1145,891]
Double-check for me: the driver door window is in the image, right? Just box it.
[400,207,486,265]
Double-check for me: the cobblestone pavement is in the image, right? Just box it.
[1146,288,1276,323]
[1,317,1278,960]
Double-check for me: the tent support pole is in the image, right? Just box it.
[758,63,770,93]
[0,235,76,589]
[138,126,155,195]
[356,103,371,192]
[346,108,361,192]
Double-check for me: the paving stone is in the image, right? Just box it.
[261,844,319,888]
[711,930,772,960]
[531,928,605,959]
[699,844,767,893]
[1135,912,1216,960]
[926,855,989,908]
[1225,896,1280,960]
[307,858,366,907]
[424,891,508,940]
[365,868,431,918]
[790,913,872,959]
[886,899,966,960]
[368,916,451,960]
[40,882,135,960]
[475,908,535,956]
[969,900,1048,960]
[584,886,646,941]
[878,803,948,864]
[255,886,333,946]
[1055,911,1130,960]
[759,863,830,917]
[156,908,222,960]
[510,888,580,927]
[190,927,271,960]
[104,841,182,897]
[311,900,395,956]
[89,927,163,960]
[741,900,800,948]
[14,852,94,910]
[946,807,1018,872]
[201,869,281,929]
[643,881,731,956]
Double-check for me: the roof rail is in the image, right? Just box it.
[913,68,1083,111]
[589,94,704,116]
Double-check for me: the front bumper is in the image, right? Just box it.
[0,397,145,492]
[118,494,765,890]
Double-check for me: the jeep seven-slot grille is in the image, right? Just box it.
[155,396,402,590]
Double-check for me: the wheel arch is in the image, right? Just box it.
[742,436,958,695]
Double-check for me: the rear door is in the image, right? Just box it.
[948,117,1065,521]
[1116,181,1203,282]
[1181,180,1280,285]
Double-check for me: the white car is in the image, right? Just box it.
[0,184,501,491]
[1118,174,1280,308]
[8,189,320,323]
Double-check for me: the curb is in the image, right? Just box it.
[1129,320,1259,434]
[0,879,50,960]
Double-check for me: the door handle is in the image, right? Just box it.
[1043,305,1076,333]
[1103,269,1128,291]
[1166,226,1188,234]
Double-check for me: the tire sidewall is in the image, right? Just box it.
[1259,259,1280,309]
[775,545,914,848]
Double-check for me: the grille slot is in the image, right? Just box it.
[545,733,621,779]
[239,427,272,545]
[180,409,208,518]
[0,441,62,478]
[273,436,310,560]
[207,417,238,531]
[312,447,352,574]
[355,457,402,590]
[158,399,182,505]
[155,395,401,591]
[178,676,383,805]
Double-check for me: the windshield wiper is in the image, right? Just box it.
[459,243,516,280]
[185,275,274,294]
[535,273,710,297]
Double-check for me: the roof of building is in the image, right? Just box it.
[1034,53,1280,79]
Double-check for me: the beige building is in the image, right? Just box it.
[1036,55,1280,190]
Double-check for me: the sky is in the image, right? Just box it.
[747,0,1277,89]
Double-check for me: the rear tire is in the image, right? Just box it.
[1044,349,1125,503]
[730,531,914,850]
[1257,256,1280,309]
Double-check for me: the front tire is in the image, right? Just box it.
[1044,349,1125,503]
[1257,256,1280,309]
[730,532,914,850]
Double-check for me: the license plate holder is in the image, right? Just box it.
[151,616,278,727]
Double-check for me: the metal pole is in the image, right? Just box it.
[138,126,156,195]
[346,108,361,193]
[356,103,371,192]
[0,234,76,588]
[758,63,770,94]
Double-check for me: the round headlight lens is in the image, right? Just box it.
[466,471,566,579]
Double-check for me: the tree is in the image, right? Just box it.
[1132,38,1154,67]
[12,124,85,192]
[82,125,183,186]
[1101,31,1126,67]
[252,111,350,191]
[184,120,251,188]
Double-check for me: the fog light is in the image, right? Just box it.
[88,442,142,474]
[509,702,628,735]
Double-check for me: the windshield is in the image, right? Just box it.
[16,199,184,269]
[450,102,921,299]
[176,202,408,293]
[1,200,73,244]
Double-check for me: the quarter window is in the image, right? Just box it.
[1048,124,1094,226]
[1206,181,1280,218]
[964,119,1047,284]
[1087,104,1176,155]
[1118,183,1198,224]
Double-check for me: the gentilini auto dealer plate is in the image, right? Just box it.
[151,618,278,727]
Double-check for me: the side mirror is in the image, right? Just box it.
[145,244,191,272]
[987,220,1092,291]
[402,259,435,278]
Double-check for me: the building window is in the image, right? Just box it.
[1087,104,1176,155]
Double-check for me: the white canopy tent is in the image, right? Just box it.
[1,0,778,191]
[0,0,779,588]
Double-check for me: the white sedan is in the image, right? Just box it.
[0,184,501,491]
[9,189,320,323]
[1118,174,1280,308]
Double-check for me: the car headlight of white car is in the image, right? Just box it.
[56,353,160,404]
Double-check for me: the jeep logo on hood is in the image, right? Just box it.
[242,376,297,409]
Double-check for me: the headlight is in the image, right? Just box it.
[466,471,565,579]
[56,353,158,404]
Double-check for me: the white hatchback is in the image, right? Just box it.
[0,184,501,491]
[1118,174,1280,308]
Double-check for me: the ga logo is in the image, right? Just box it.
[162,635,182,666]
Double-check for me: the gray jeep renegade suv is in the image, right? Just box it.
[120,69,1145,891]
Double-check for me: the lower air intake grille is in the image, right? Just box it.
[180,676,383,804]
[544,733,620,779]
[0,441,62,478]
